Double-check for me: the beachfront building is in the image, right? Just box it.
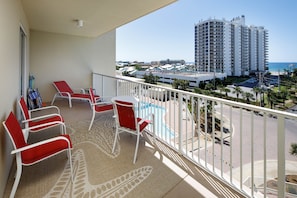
[195,15,269,76]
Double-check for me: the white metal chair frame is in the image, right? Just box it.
[19,97,66,137]
[112,100,155,164]
[88,88,113,130]
[3,113,73,198]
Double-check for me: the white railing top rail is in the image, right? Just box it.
[94,72,297,120]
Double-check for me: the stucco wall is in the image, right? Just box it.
[0,0,30,196]
[0,3,116,196]
[30,30,116,102]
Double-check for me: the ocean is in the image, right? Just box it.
[269,62,297,73]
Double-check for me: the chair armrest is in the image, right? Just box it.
[72,88,85,94]
[22,113,63,123]
[29,105,61,115]
[23,120,64,131]
[11,135,71,154]
[138,113,155,125]
[95,96,113,102]
[92,101,113,106]
[56,92,71,97]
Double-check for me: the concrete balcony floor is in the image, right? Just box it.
[4,100,246,198]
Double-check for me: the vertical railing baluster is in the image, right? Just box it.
[178,92,183,154]
[174,92,177,149]
[197,98,201,163]
[263,113,267,198]
[251,112,254,197]
[229,105,233,183]
[204,99,208,168]
[212,100,215,173]
[240,108,243,190]
[220,103,223,177]
[185,95,188,154]
[191,96,194,159]
[277,115,285,198]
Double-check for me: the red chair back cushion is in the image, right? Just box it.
[54,81,74,94]
[5,112,27,149]
[115,100,136,130]
[20,97,30,120]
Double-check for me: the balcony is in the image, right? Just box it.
[92,73,297,197]
[4,73,297,197]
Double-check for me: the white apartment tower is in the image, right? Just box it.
[195,15,268,76]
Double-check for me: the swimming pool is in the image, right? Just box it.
[139,102,174,138]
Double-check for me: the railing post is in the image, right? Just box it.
[277,115,285,198]
[178,92,183,155]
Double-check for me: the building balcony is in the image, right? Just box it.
[91,73,297,198]
[4,73,297,198]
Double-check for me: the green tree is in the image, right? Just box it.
[172,79,189,90]
[232,86,243,101]
[143,72,159,84]
[266,89,278,109]
[224,87,231,97]
[290,143,297,156]
[205,83,214,90]
[217,85,225,95]
[242,92,254,104]
[252,86,261,103]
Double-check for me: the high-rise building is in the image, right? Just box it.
[195,15,268,76]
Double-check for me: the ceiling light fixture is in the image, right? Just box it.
[76,19,84,28]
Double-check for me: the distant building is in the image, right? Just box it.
[194,15,269,76]
[159,59,185,65]
[135,70,227,87]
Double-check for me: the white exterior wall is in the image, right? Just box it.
[234,25,242,76]
[30,30,116,102]
[249,27,258,71]
[241,26,250,75]
[258,28,266,71]
[0,1,30,196]
[223,23,232,76]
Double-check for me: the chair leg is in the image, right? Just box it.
[10,154,23,198]
[60,123,66,135]
[88,111,95,131]
[112,128,119,153]
[68,97,72,108]
[133,134,140,164]
[51,94,57,105]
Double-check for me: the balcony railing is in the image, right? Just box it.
[93,73,297,198]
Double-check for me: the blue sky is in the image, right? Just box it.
[116,0,297,63]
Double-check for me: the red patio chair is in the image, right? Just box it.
[88,88,113,130]
[3,112,73,198]
[112,100,155,164]
[51,80,99,108]
[19,97,66,138]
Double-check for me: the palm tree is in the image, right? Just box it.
[252,86,261,103]
[266,89,278,109]
[224,87,231,97]
[290,143,297,156]
[232,86,242,101]
[217,85,225,95]
[242,92,254,104]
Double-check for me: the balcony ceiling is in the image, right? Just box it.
[21,0,176,38]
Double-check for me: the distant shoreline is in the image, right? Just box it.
[269,71,284,76]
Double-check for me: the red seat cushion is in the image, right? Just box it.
[95,104,113,112]
[29,116,64,131]
[22,134,72,165]
[71,93,91,99]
